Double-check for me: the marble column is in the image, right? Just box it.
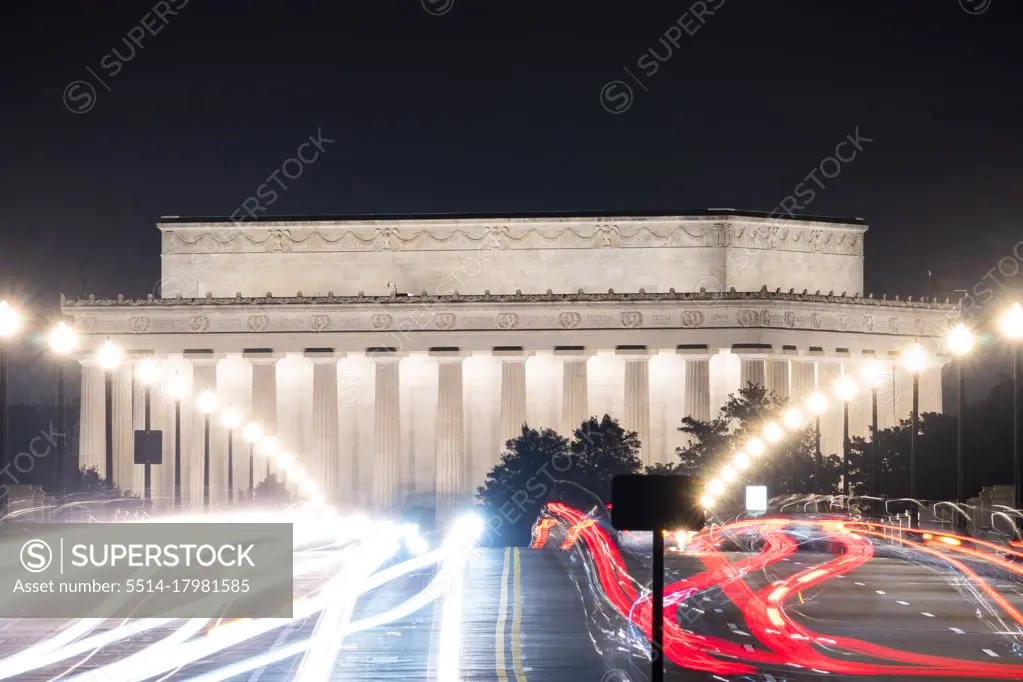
[766,359,791,400]
[497,352,528,446]
[682,354,711,422]
[110,366,133,495]
[78,359,106,477]
[131,369,146,497]
[558,351,589,437]
[435,352,466,525]
[191,358,218,508]
[310,354,340,503]
[373,353,402,510]
[791,360,817,406]
[216,355,252,505]
[620,349,651,465]
[920,363,945,414]
[817,361,842,458]
[739,356,767,389]
[249,354,278,485]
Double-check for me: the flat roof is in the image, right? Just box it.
[158,208,866,226]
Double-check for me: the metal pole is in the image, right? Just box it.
[652,528,665,682]
[174,400,182,509]
[203,413,211,510]
[227,429,234,504]
[104,370,114,488]
[57,362,65,497]
[248,443,254,498]
[957,357,965,502]
[0,346,8,518]
[870,387,878,497]
[1014,346,1021,510]
[842,400,850,496]
[814,415,821,494]
[144,386,152,506]
[911,372,919,498]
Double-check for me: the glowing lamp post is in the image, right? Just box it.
[167,375,188,508]
[243,422,263,498]
[946,324,975,502]
[902,344,928,499]
[135,357,160,505]
[47,322,78,496]
[806,393,828,494]
[197,390,218,510]
[222,407,242,505]
[98,340,124,489]
[1001,303,1023,509]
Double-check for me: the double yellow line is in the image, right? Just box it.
[496,547,527,681]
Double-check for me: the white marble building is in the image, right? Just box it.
[61,210,954,517]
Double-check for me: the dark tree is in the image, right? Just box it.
[669,383,841,500]
[476,416,643,546]
[568,415,644,502]
[477,425,570,546]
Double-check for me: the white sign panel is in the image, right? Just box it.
[745,485,768,513]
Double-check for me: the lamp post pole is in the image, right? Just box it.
[957,356,966,502]
[174,399,182,509]
[0,343,8,517]
[911,371,919,499]
[227,427,234,505]
[814,415,821,494]
[144,384,152,506]
[104,368,114,489]
[56,362,65,496]
[249,443,255,498]
[1014,345,1021,510]
[203,412,211,510]
[842,399,850,496]
[870,385,878,497]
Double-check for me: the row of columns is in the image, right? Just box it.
[76,348,945,515]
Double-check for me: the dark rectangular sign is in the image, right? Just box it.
[133,430,163,465]
[611,474,705,531]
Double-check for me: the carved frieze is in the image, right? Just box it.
[188,315,209,333]
[160,217,866,257]
[247,315,269,333]
[621,311,643,328]
[309,315,331,332]
[680,310,704,328]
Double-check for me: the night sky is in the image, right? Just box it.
[1,0,1022,400]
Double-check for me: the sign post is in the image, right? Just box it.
[611,475,704,682]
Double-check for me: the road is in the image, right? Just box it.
[5,510,1023,680]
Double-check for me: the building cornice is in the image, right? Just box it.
[61,289,954,310]
[60,289,958,340]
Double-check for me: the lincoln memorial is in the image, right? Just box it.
[61,210,955,519]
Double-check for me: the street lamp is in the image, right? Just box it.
[1000,303,1023,509]
[861,359,887,497]
[98,340,124,489]
[902,343,928,499]
[242,422,263,499]
[197,390,218,510]
[806,393,828,494]
[222,407,242,504]
[834,375,857,496]
[135,358,159,505]
[48,322,78,497]
[946,324,975,502]
[167,374,188,508]
[0,301,20,514]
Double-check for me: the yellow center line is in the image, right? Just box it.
[496,546,511,682]
[512,547,528,681]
